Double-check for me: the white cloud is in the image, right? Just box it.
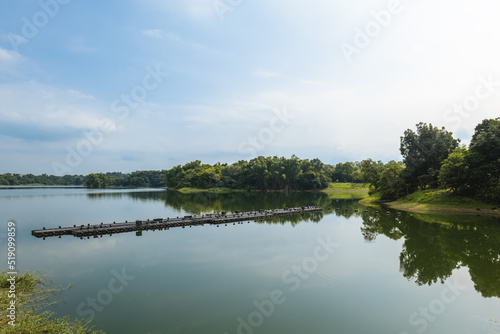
[0,46,24,73]
[254,69,285,79]
[68,38,99,53]
[67,89,95,100]
[0,47,22,62]
[141,0,217,20]
[142,29,184,44]
[142,29,163,38]
[0,81,115,133]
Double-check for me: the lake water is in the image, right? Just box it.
[1,187,499,334]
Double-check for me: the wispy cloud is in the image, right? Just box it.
[254,69,329,86]
[0,47,22,62]
[68,38,99,53]
[255,69,286,79]
[142,29,183,43]
[142,29,163,38]
[0,46,24,73]
[0,81,114,141]
[141,0,216,20]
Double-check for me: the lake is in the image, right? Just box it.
[1,187,499,334]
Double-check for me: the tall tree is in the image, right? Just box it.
[466,118,500,202]
[438,147,468,193]
[376,164,406,200]
[400,123,459,190]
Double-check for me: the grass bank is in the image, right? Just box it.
[174,187,243,193]
[174,183,369,197]
[361,189,500,216]
[320,183,369,199]
[322,183,369,192]
[0,271,104,334]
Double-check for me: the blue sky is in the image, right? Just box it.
[1,0,500,175]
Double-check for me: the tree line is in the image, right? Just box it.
[165,156,337,191]
[3,117,499,203]
[0,171,166,189]
[0,173,85,186]
[165,117,500,203]
[85,171,166,188]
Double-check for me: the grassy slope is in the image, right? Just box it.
[320,183,369,199]
[363,189,500,216]
[321,183,369,193]
[175,187,243,193]
[175,183,369,197]
[0,271,104,334]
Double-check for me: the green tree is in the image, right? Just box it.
[360,159,384,186]
[377,164,406,200]
[333,162,361,183]
[84,173,109,189]
[466,118,500,202]
[400,123,459,190]
[438,147,468,193]
[164,156,333,191]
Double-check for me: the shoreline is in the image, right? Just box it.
[170,186,499,217]
[360,190,500,216]
[367,200,500,216]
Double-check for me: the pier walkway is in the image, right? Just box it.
[31,206,323,239]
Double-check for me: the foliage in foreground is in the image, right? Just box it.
[0,271,104,334]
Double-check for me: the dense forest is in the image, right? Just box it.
[2,117,499,203]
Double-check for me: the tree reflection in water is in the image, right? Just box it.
[360,209,500,298]
[87,190,500,298]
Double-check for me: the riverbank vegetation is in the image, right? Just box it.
[2,118,498,209]
[164,118,499,210]
[0,271,104,334]
[363,118,500,205]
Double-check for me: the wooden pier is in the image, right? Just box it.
[31,206,323,239]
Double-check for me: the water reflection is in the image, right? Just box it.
[360,210,500,298]
[85,189,500,299]
[87,190,363,225]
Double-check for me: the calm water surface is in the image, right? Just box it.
[1,187,499,334]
